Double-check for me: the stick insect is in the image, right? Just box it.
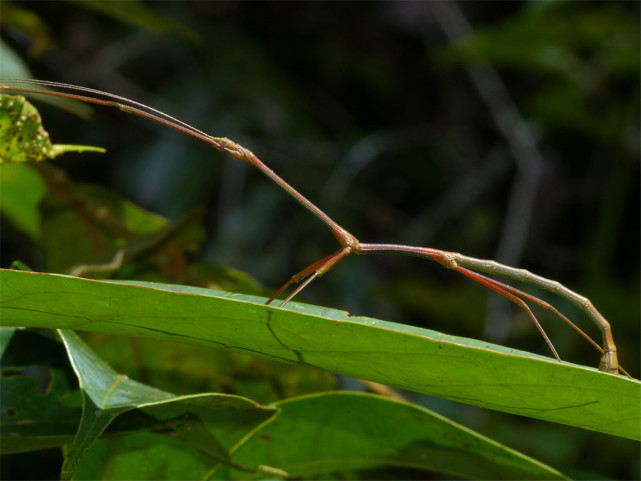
[0,78,630,378]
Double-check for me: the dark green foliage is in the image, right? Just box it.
[0,1,639,479]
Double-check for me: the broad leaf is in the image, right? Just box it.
[56,330,277,479]
[1,328,565,480]
[213,392,568,480]
[72,432,230,480]
[1,269,639,440]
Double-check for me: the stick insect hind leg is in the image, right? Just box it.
[453,266,631,378]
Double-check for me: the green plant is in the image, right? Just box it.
[1,2,639,479]
[0,88,639,480]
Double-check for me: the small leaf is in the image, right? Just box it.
[0,94,104,163]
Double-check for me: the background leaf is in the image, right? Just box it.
[0,328,80,454]
[56,329,277,479]
[0,163,47,239]
[72,432,225,481]
[214,392,568,480]
[1,328,568,480]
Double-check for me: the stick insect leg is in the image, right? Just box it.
[455,267,631,377]
[451,254,621,374]
[266,247,352,307]
[455,267,562,363]
[277,271,322,307]
[463,269,602,351]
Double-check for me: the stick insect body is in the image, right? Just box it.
[0,79,628,378]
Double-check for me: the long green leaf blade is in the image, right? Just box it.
[1,269,639,440]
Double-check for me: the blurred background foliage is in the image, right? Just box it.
[0,1,638,479]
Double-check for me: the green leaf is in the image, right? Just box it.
[435,3,636,78]
[80,331,335,403]
[1,269,639,440]
[0,328,81,454]
[72,432,225,480]
[0,41,93,117]
[34,165,189,274]
[0,94,104,163]
[52,331,566,480]
[0,38,39,81]
[0,163,47,239]
[56,330,277,479]
[213,392,568,480]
